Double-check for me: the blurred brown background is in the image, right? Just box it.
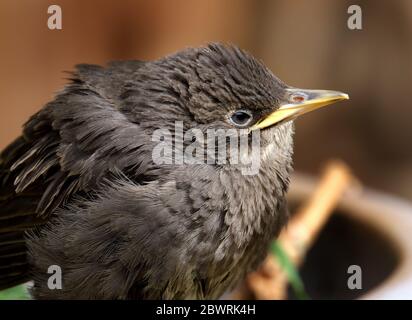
[1,0,411,199]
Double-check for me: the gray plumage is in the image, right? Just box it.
[0,43,293,299]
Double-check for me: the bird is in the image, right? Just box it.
[0,43,348,299]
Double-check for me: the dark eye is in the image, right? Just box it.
[229,110,253,127]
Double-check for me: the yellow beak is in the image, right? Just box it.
[251,88,349,130]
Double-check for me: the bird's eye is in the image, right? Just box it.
[229,110,253,127]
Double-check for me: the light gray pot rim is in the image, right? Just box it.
[289,173,412,300]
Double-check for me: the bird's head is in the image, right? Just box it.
[122,43,348,174]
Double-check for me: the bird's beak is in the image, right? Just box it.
[251,88,349,130]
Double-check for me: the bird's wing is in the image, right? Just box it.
[27,180,193,299]
[0,61,150,289]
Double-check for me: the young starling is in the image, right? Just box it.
[0,44,348,299]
